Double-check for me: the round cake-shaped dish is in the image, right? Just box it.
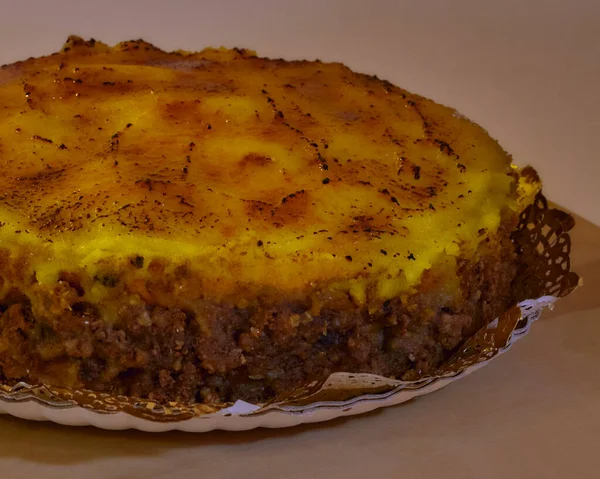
[0,36,540,403]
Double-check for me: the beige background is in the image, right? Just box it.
[0,1,598,477]
[0,0,598,225]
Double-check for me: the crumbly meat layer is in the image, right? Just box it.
[0,229,516,404]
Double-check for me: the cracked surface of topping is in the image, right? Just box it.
[0,36,525,298]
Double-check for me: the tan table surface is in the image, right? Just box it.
[0,2,598,477]
[0,211,597,479]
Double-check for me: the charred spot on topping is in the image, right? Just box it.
[63,35,96,50]
[134,178,171,192]
[434,139,459,158]
[429,203,436,211]
[281,189,305,204]
[380,249,388,256]
[407,252,416,260]
[32,135,53,144]
[15,168,67,186]
[177,195,194,208]
[93,273,119,287]
[244,199,271,216]
[130,256,144,268]
[391,197,400,205]
[412,165,421,180]
[322,178,330,184]
[380,79,395,92]
[135,178,154,191]
[245,188,310,227]
[257,240,263,247]
[345,255,352,261]
[239,153,272,167]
